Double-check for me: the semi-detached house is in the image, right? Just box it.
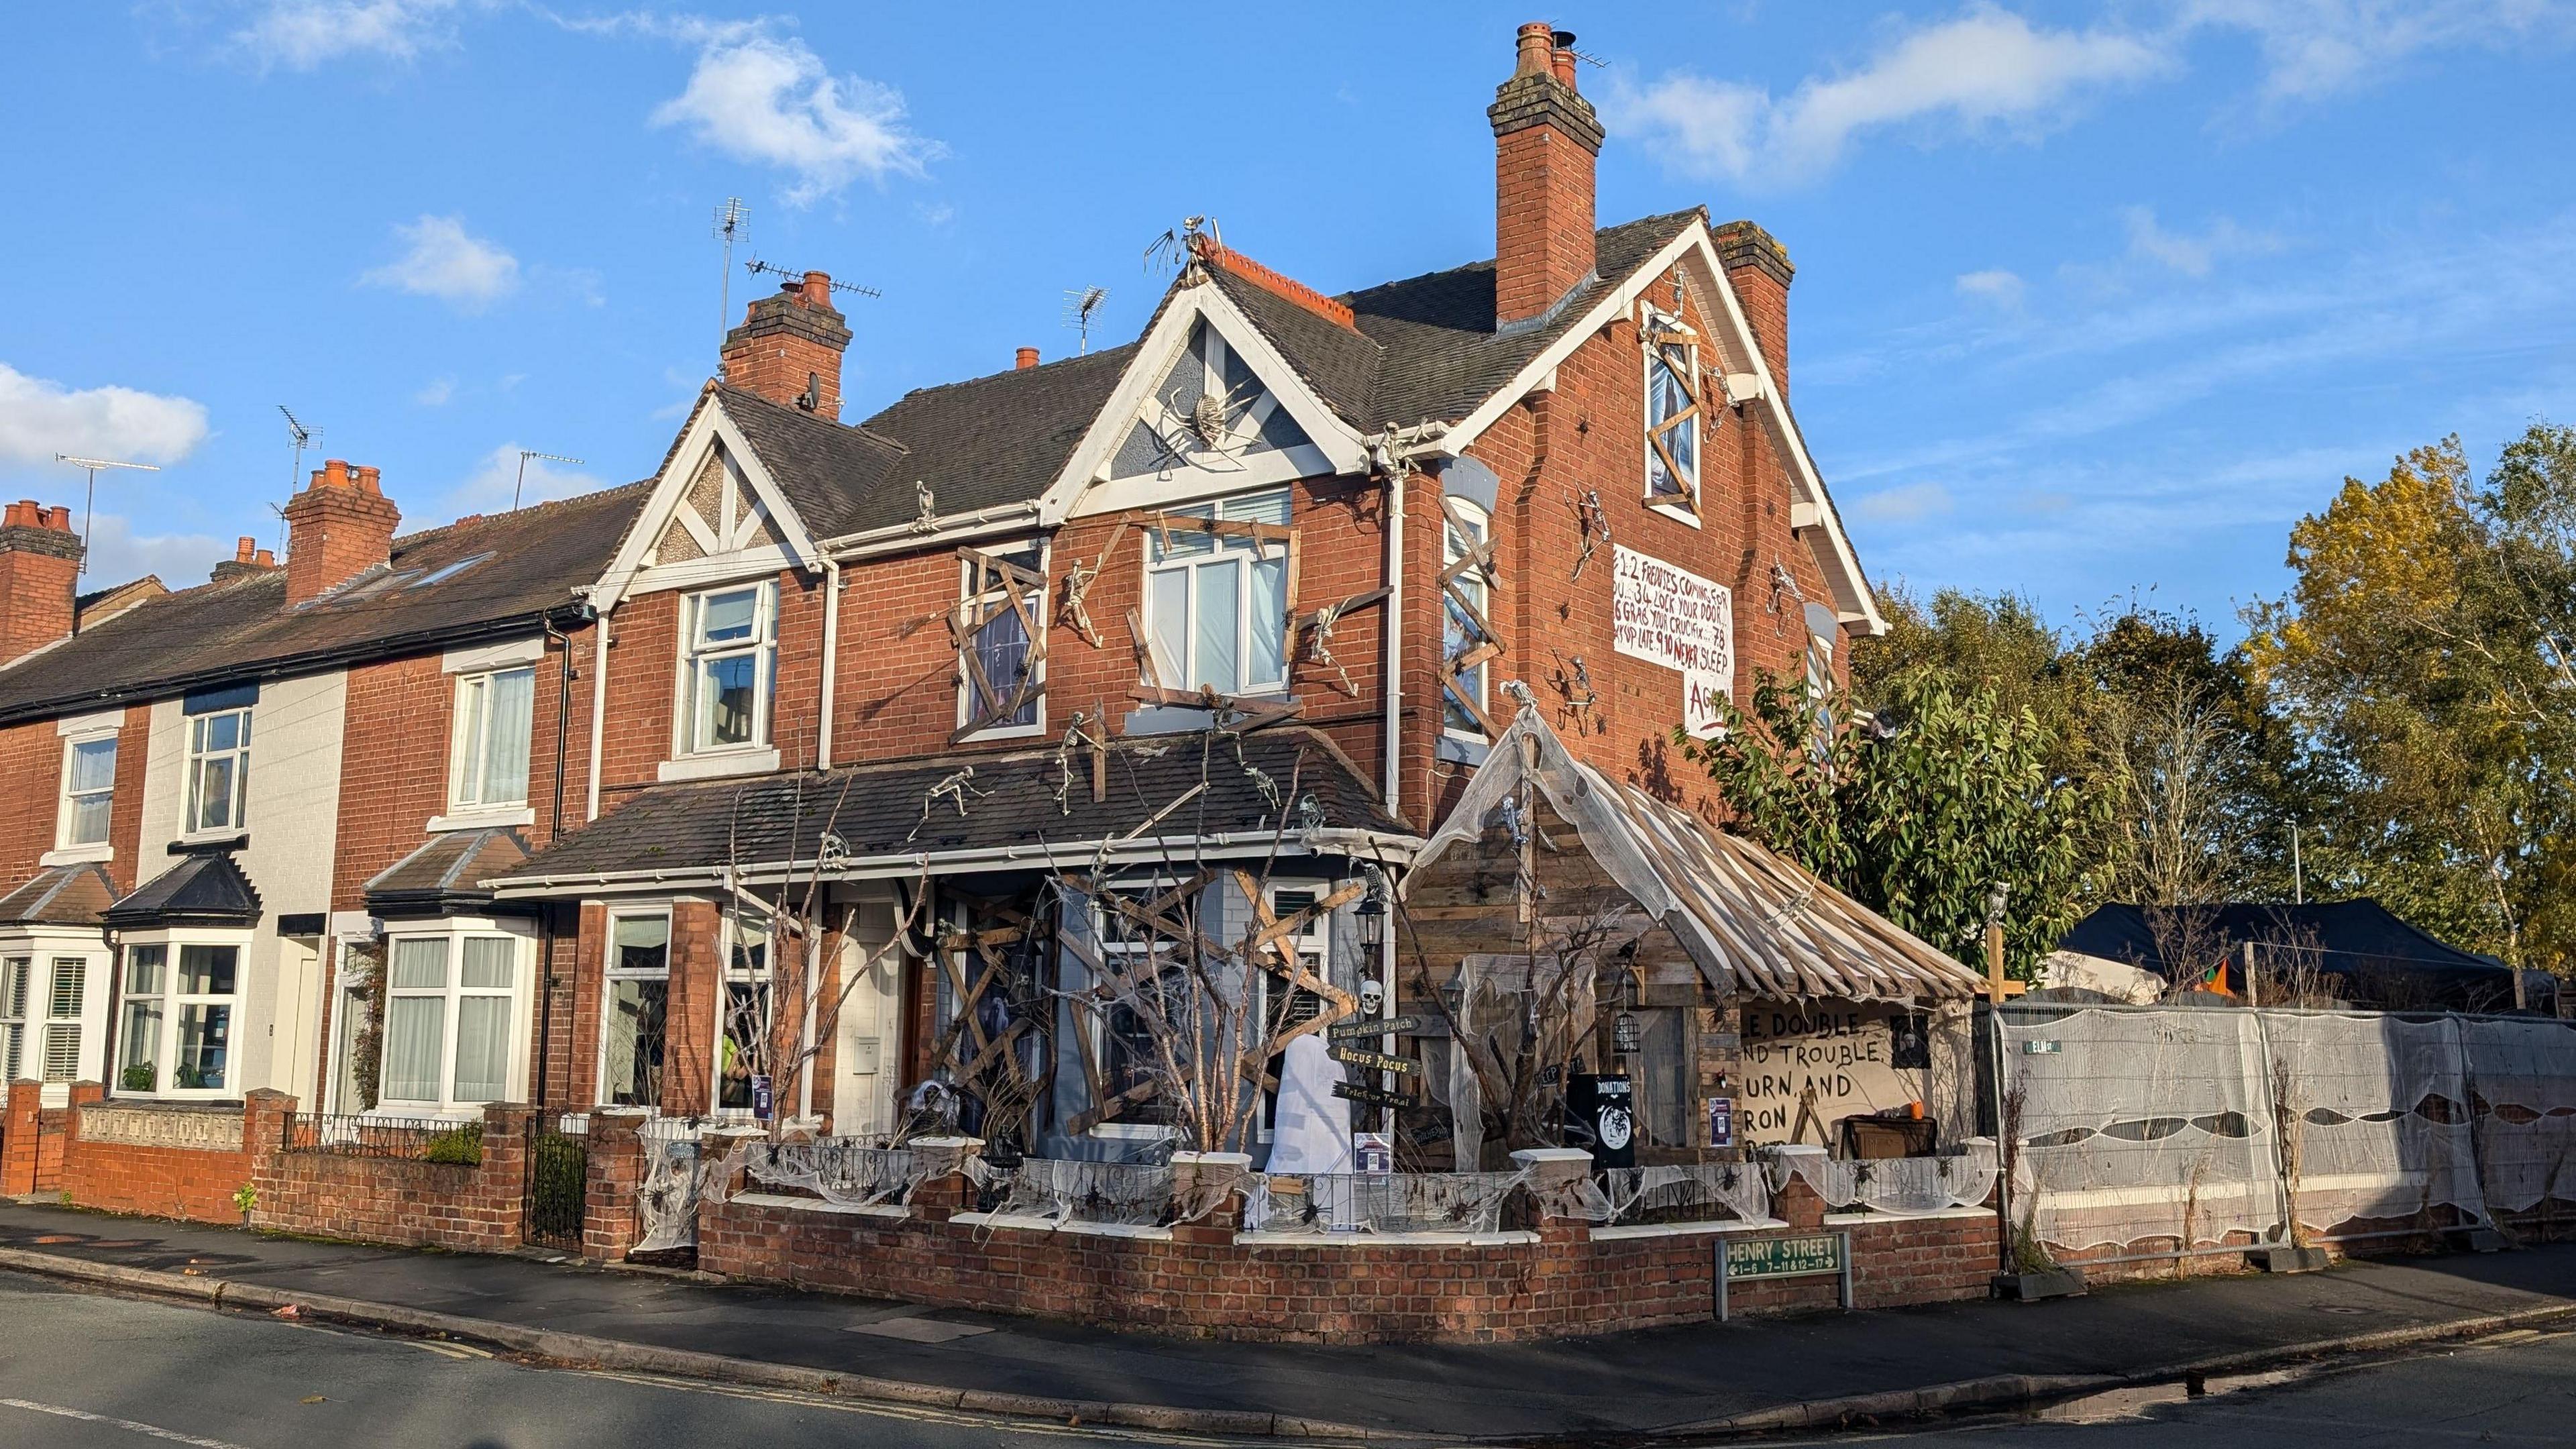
[1,23,1950,1174]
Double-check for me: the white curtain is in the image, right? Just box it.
[382,996,444,1104]
[482,669,533,804]
[452,999,508,1102]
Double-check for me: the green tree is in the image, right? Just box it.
[1678,671,2106,975]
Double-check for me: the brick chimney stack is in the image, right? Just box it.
[1713,220,1796,395]
[720,270,852,420]
[211,535,279,584]
[281,460,401,606]
[1490,21,1603,330]
[0,500,83,661]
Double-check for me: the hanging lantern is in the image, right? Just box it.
[1355,893,1386,952]
[1613,1011,1642,1055]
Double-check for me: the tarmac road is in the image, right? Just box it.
[7,1267,2576,1448]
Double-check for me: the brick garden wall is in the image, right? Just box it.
[49,1087,272,1225]
[251,1104,532,1252]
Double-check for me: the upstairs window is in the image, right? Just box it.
[1143,489,1291,699]
[450,667,535,810]
[59,735,115,849]
[1441,500,1495,739]
[954,543,1046,737]
[1644,312,1701,509]
[680,584,775,756]
[185,708,251,835]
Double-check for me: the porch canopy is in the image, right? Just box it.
[1411,706,1984,1004]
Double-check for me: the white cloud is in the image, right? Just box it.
[231,0,463,71]
[1855,481,1956,523]
[1956,268,2027,307]
[2120,206,2281,276]
[1613,5,2170,184]
[78,513,242,592]
[652,34,941,203]
[362,215,520,309]
[441,442,604,519]
[2182,0,2576,103]
[415,376,455,406]
[0,364,210,468]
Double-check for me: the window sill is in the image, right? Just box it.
[959,721,1046,743]
[1643,498,1704,529]
[427,806,536,834]
[657,746,780,783]
[41,843,112,867]
[172,832,248,854]
[1436,733,1491,766]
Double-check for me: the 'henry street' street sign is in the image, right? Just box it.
[1715,1232,1851,1322]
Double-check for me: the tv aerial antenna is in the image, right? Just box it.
[1063,286,1109,355]
[712,197,750,346]
[278,405,323,555]
[53,454,158,581]
[514,450,585,511]
[744,259,881,301]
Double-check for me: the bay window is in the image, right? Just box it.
[0,958,23,1081]
[378,928,525,1114]
[600,911,670,1110]
[58,735,115,849]
[1143,490,1291,698]
[116,937,243,1097]
[185,709,251,835]
[679,584,775,756]
[449,667,535,810]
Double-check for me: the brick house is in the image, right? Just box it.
[5,22,1931,1175]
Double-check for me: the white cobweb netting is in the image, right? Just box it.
[2263,1012,2485,1234]
[1244,1171,1525,1234]
[1001,1158,1173,1226]
[737,1139,926,1208]
[1597,1163,1774,1224]
[2003,1006,2284,1255]
[1766,1140,2000,1215]
[2463,1018,2576,1213]
[633,1136,704,1254]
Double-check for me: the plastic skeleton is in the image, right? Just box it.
[1549,649,1598,719]
[906,765,986,843]
[1571,489,1610,580]
[1051,712,1099,816]
[909,480,937,533]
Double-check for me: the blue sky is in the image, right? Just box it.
[6,3,2573,638]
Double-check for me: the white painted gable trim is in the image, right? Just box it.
[592,394,823,612]
[1040,282,1369,525]
[1424,221,1885,635]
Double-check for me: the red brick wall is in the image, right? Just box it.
[697,1171,1997,1344]
[106,705,150,894]
[56,1089,276,1226]
[333,652,453,911]
[252,1104,531,1252]
[0,536,80,665]
[0,718,60,888]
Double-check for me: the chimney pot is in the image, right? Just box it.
[1550,31,1578,88]
[45,506,68,531]
[235,537,257,563]
[256,547,274,567]
[1016,346,1040,370]
[802,270,832,306]
[1514,20,1553,76]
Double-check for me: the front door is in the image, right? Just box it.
[831,897,905,1138]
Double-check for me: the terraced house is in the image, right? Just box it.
[5,23,1957,1230]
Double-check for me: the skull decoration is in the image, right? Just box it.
[1359,979,1386,1016]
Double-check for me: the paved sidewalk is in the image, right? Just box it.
[6,1201,2576,1440]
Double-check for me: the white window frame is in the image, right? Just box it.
[1140,490,1293,700]
[40,953,87,1085]
[183,708,252,837]
[0,956,26,1085]
[1642,307,1703,523]
[372,919,533,1118]
[447,666,537,814]
[712,909,775,1118]
[1086,885,1188,1142]
[955,542,1049,740]
[1249,881,1331,1142]
[1440,499,1492,742]
[675,582,777,759]
[113,930,252,1101]
[598,906,674,1112]
[54,730,117,858]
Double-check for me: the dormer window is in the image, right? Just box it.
[1643,309,1701,512]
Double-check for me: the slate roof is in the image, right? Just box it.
[104,851,263,926]
[0,483,647,727]
[364,828,532,916]
[494,726,1403,885]
[711,212,1706,537]
[0,863,117,927]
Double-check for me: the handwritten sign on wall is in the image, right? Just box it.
[1611,545,1734,737]
[1735,1003,1920,1146]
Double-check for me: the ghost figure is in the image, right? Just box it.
[1265,1034,1354,1175]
